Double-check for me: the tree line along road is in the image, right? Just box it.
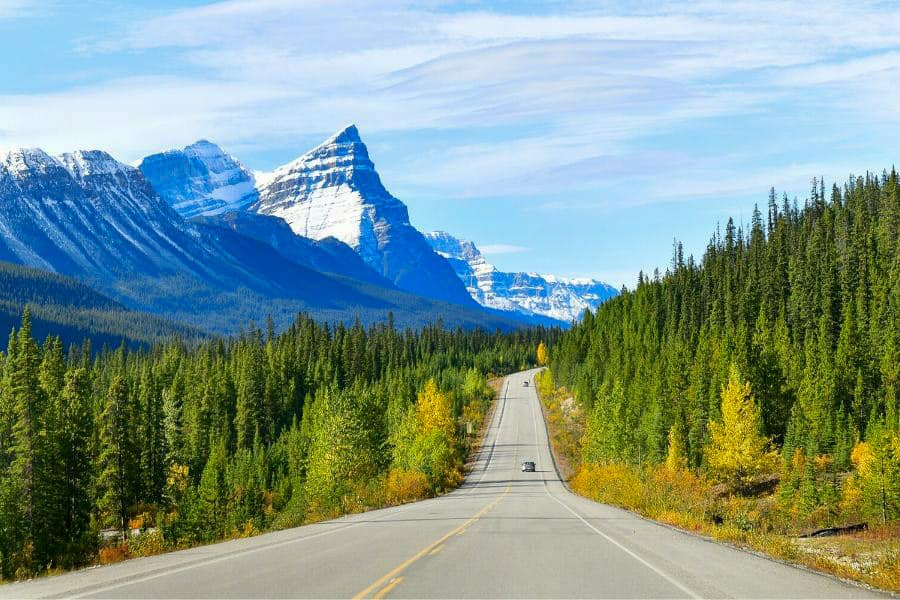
[0,369,884,598]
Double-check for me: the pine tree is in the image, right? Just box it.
[197,440,228,541]
[34,335,67,568]
[235,341,264,450]
[97,375,133,539]
[139,366,166,504]
[57,368,94,566]
[5,310,44,574]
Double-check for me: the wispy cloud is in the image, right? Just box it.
[0,0,41,19]
[2,0,900,208]
[0,76,294,158]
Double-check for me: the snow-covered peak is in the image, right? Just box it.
[324,123,362,146]
[270,123,375,183]
[2,147,63,176]
[184,139,223,155]
[256,124,409,255]
[0,143,214,283]
[427,231,485,262]
[424,231,617,323]
[539,274,597,286]
[255,126,475,306]
[58,150,134,179]
[182,140,243,174]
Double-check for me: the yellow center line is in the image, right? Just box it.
[373,577,404,600]
[428,544,445,556]
[353,485,511,599]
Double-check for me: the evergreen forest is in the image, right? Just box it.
[549,170,899,532]
[0,310,551,579]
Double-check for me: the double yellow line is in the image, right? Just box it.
[353,485,511,599]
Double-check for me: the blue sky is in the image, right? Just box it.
[2,0,900,287]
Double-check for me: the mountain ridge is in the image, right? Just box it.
[135,125,618,323]
[0,145,526,333]
[425,230,618,322]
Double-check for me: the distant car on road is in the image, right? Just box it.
[523,380,529,387]
[521,461,536,472]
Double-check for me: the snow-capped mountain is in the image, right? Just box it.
[425,231,618,322]
[253,125,475,306]
[0,145,524,332]
[139,140,257,218]
[0,147,214,280]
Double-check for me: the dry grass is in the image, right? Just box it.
[535,370,582,480]
[97,544,130,565]
[569,461,899,592]
[787,525,900,591]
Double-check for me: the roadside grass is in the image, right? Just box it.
[534,370,900,593]
[570,463,900,592]
[535,369,581,480]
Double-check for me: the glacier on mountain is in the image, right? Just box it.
[425,231,618,322]
[139,140,257,218]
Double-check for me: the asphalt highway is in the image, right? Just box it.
[0,369,882,598]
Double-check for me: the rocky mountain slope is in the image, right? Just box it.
[252,125,475,306]
[0,148,213,281]
[139,140,258,218]
[426,231,618,322]
[192,211,391,287]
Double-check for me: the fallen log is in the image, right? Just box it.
[798,523,868,538]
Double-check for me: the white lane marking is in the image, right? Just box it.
[526,371,701,600]
[546,493,701,600]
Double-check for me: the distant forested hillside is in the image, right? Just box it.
[0,262,203,348]
[551,170,898,524]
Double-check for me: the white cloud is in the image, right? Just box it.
[773,51,900,87]
[0,76,295,160]
[3,0,900,209]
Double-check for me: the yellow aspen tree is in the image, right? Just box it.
[665,425,687,472]
[536,342,549,366]
[416,379,455,442]
[705,364,776,489]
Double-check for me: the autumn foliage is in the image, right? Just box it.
[705,366,777,490]
[536,342,549,366]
